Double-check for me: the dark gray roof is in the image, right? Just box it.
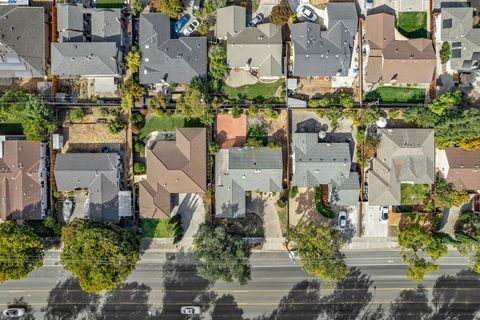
[51,42,119,77]
[0,6,46,77]
[215,148,283,218]
[52,4,122,77]
[292,133,359,206]
[54,153,122,223]
[292,2,357,77]
[139,13,207,85]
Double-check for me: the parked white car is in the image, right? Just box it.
[183,19,200,36]
[181,306,201,315]
[338,211,347,230]
[300,5,318,22]
[380,206,389,224]
[365,0,373,10]
[3,308,25,318]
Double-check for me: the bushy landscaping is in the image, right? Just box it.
[397,12,427,38]
[314,187,335,219]
[364,86,426,104]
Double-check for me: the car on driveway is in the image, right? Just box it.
[380,206,389,224]
[175,14,190,33]
[338,211,347,230]
[300,5,317,22]
[3,308,25,318]
[181,306,201,315]
[183,19,200,36]
[248,13,264,27]
[365,0,373,10]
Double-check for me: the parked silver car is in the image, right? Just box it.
[300,5,317,22]
[183,19,200,36]
[181,306,201,315]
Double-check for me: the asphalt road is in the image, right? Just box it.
[0,250,478,320]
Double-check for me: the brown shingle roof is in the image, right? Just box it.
[139,128,207,219]
[0,140,44,220]
[445,148,480,191]
[365,12,436,84]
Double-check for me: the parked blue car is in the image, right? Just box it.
[175,14,190,33]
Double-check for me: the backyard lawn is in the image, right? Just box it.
[364,86,426,103]
[401,184,430,205]
[95,0,125,8]
[397,12,427,38]
[142,219,175,238]
[222,80,284,101]
[139,115,202,140]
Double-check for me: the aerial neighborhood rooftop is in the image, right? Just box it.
[0,0,480,314]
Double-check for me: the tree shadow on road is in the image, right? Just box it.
[390,284,432,320]
[158,252,215,320]
[0,297,35,320]
[211,294,245,320]
[320,267,374,320]
[42,277,101,320]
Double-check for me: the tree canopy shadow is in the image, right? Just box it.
[390,284,432,320]
[42,277,101,320]
[211,294,245,320]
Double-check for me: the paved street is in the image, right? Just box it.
[0,250,478,319]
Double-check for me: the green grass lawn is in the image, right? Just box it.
[139,115,202,140]
[142,219,175,238]
[222,80,283,101]
[364,86,426,103]
[95,0,125,8]
[401,184,430,205]
[397,12,427,38]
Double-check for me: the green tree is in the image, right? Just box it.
[289,186,298,199]
[0,222,44,283]
[130,112,144,128]
[107,119,126,134]
[359,106,380,126]
[317,107,343,127]
[440,41,451,64]
[61,219,140,293]
[153,0,183,18]
[433,178,470,210]
[308,97,331,108]
[209,142,220,155]
[197,21,211,36]
[120,80,145,109]
[176,82,207,118]
[147,94,167,116]
[193,223,251,285]
[246,105,258,116]
[288,222,347,282]
[134,162,146,174]
[134,141,145,155]
[199,107,215,126]
[435,108,480,149]
[459,137,480,151]
[231,105,243,119]
[204,0,227,13]
[0,91,56,141]
[270,1,292,26]
[208,44,227,81]
[403,106,440,128]
[69,109,84,122]
[263,106,279,120]
[43,217,62,238]
[130,0,143,16]
[125,47,141,73]
[427,91,462,116]
[338,93,354,108]
[404,255,439,281]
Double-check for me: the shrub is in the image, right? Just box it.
[268,141,281,150]
[209,142,220,155]
[231,105,243,119]
[440,42,451,64]
[153,0,183,18]
[263,106,279,120]
[289,186,298,199]
[130,0,143,16]
[69,109,84,122]
[134,162,146,175]
[130,112,144,128]
[125,47,141,73]
[246,105,258,116]
[276,198,287,208]
[134,141,145,155]
[107,119,126,134]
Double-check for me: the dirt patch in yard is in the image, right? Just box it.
[297,77,333,97]
[215,114,247,148]
[0,78,43,94]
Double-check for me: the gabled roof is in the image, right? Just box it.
[0,6,46,78]
[366,12,436,84]
[139,128,207,219]
[0,140,45,221]
[215,147,283,218]
[368,129,435,206]
[444,148,480,191]
[217,6,282,78]
[52,4,122,78]
[139,13,207,85]
[292,2,358,77]
[292,133,359,206]
[54,153,121,223]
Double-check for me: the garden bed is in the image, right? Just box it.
[314,187,335,219]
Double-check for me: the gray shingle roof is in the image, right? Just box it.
[52,4,122,77]
[292,2,357,77]
[368,129,435,206]
[292,133,359,206]
[0,7,46,77]
[54,153,122,223]
[51,42,119,77]
[139,13,207,85]
[441,6,480,71]
[215,147,283,218]
[216,6,282,78]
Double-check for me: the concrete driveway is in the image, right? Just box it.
[361,204,388,238]
[255,0,279,17]
[173,193,205,250]
[247,193,284,250]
